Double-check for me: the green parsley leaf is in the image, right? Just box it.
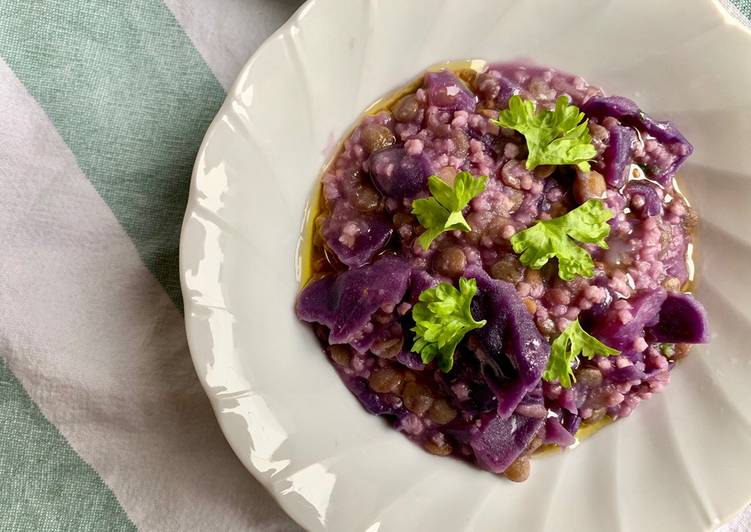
[659,343,676,358]
[412,172,487,250]
[492,95,597,171]
[411,278,487,372]
[510,199,613,281]
[543,319,620,388]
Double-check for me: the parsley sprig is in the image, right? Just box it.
[411,278,486,372]
[492,95,596,171]
[510,199,613,281]
[543,320,620,388]
[411,172,487,250]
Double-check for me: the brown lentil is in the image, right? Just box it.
[546,200,570,218]
[662,277,682,291]
[402,381,434,415]
[500,160,523,189]
[672,343,692,361]
[436,165,458,184]
[484,216,514,246]
[393,212,415,228]
[370,336,404,359]
[457,68,477,85]
[576,367,603,388]
[573,170,607,204]
[533,165,555,179]
[524,268,543,284]
[368,367,404,394]
[490,255,524,283]
[433,246,467,278]
[361,124,396,154]
[329,345,352,368]
[393,94,420,122]
[424,439,453,456]
[428,399,458,425]
[524,436,544,456]
[479,108,500,119]
[402,371,417,382]
[522,298,537,315]
[504,456,531,482]
[350,184,382,212]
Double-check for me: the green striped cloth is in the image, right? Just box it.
[0,1,747,531]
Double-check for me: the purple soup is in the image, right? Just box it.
[295,62,709,482]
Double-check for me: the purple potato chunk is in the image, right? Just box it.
[470,409,544,473]
[582,96,693,183]
[625,181,663,218]
[560,410,582,438]
[296,256,411,345]
[437,353,498,416]
[424,70,477,113]
[368,146,433,200]
[609,364,647,383]
[322,202,392,268]
[465,267,551,418]
[544,417,576,447]
[602,126,635,188]
[473,67,522,108]
[514,385,547,418]
[646,292,710,344]
[591,288,667,352]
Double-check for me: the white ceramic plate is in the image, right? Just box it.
[180,1,751,530]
